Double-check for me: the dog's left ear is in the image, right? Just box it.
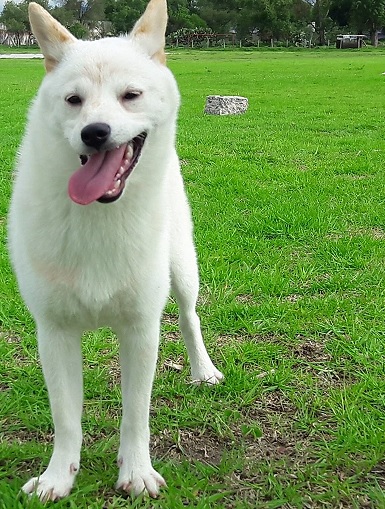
[29,2,77,72]
[130,0,168,64]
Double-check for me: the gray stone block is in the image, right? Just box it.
[204,95,248,115]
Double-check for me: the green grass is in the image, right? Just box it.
[1,50,385,507]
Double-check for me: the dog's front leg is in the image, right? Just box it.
[116,321,166,498]
[22,322,83,501]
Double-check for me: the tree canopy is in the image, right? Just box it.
[0,0,384,46]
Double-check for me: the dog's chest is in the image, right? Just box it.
[29,201,169,312]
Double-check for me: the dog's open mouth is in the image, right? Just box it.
[68,132,147,205]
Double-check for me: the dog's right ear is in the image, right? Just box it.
[29,2,76,72]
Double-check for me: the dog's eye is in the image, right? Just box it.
[66,95,82,105]
[123,91,141,101]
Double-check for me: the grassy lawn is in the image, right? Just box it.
[1,49,385,508]
[0,45,41,53]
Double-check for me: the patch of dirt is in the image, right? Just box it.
[290,336,351,390]
[339,174,371,181]
[162,313,179,327]
[327,226,385,241]
[104,353,121,389]
[161,312,182,342]
[370,461,385,489]
[0,331,22,344]
[152,391,307,469]
[160,357,185,373]
[0,330,33,364]
[1,427,53,445]
[292,337,331,364]
[152,428,232,465]
[239,391,309,455]
[162,330,181,342]
[144,390,340,507]
[235,294,255,304]
[217,332,282,346]
[283,294,302,303]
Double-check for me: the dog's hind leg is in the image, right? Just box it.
[22,322,83,501]
[171,235,224,385]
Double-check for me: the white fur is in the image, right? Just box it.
[8,1,222,501]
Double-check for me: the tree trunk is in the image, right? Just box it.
[319,28,326,45]
[370,29,379,47]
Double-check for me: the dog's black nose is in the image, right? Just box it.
[81,123,111,149]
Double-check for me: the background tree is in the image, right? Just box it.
[104,0,206,35]
[0,1,28,40]
[351,0,385,46]
[235,0,303,45]
[51,0,106,38]
[167,0,206,32]
[329,0,353,28]
[311,0,331,45]
[1,0,384,46]
[104,0,145,34]
[188,0,234,34]
[0,0,49,43]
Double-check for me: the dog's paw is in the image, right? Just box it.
[22,473,75,502]
[116,466,166,498]
[191,365,224,385]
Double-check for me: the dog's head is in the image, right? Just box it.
[29,0,179,205]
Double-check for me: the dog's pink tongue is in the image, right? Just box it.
[68,145,126,205]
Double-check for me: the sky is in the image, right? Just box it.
[0,0,13,13]
[0,0,18,14]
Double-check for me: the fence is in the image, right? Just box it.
[0,29,35,46]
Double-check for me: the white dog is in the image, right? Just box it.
[8,0,223,501]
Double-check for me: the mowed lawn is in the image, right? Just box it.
[0,49,385,508]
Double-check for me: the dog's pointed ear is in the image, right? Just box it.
[29,2,77,72]
[130,0,168,64]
